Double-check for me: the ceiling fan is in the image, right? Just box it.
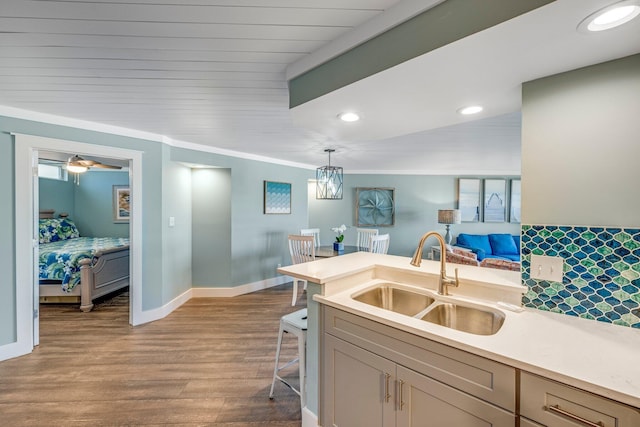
[66,155,122,173]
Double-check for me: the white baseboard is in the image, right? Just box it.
[191,275,290,297]
[135,287,193,325]
[0,340,34,362]
[302,406,319,427]
[134,275,291,324]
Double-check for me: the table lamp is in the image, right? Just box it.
[438,209,461,245]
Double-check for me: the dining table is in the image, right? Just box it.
[315,245,361,258]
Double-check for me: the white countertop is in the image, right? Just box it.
[278,252,640,408]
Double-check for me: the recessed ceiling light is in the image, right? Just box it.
[458,105,483,115]
[338,112,360,122]
[578,0,640,32]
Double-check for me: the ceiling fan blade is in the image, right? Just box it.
[91,163,122,170]
[67,155,122,170]
[67,154,86,166]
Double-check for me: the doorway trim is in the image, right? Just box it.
[14,134,143,355]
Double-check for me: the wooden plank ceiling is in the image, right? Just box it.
[0,0,400,164]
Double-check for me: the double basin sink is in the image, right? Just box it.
[352,283,505,335]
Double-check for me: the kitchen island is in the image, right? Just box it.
[278,251,640,427]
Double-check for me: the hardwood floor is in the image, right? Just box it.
[0,284,305,426]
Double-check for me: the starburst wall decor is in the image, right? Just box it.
[356,187,395,226]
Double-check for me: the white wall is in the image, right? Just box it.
[521,54,640,227]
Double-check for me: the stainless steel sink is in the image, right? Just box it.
[421,303,505,335]
[352,284,435,316]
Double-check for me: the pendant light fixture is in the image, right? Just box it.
[316,149,343,200]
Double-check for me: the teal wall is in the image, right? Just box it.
[73,170,130,237]
[171,148,315,287]
[192,168,232,286]
[0,132,16,345]
[309,174,520,257]
[162,150,193,300]
[39,177,74,219]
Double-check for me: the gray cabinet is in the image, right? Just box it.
[322,306,516,427]
[520,372,640,427]
[320,305,639,427]
[324,334,513,427]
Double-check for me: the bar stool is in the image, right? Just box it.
[269,308,308,408]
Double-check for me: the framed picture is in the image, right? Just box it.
[509,179,521,223]
[113,185,130,223]
[457,178,482,222]
[356,187,395,226]
[264,181,291,214]
[483,179,506,222]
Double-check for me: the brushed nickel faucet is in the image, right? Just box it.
[410,231,459,296]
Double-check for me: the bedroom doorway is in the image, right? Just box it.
[15,134,143,352]
[37,150,131,329]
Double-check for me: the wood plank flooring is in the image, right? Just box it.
[0,284,305,426]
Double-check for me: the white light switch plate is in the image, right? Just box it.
[169,216,175,227]
[530,255,564,282]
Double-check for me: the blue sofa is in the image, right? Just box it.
[455,233,520,262]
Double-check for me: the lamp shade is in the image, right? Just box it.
[438,209,461,225]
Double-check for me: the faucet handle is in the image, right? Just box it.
[453,268,460,287]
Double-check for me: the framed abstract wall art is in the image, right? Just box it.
[457,178,482,222]
[113,185,130,223]
[509,179,521,223]
[483,179,506,223]
[263,181,291,214]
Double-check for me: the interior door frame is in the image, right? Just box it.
[14,134,143,353]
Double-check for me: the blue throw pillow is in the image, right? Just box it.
[512,235,521,254]
[489,234,519,255]
[456,234,493,258]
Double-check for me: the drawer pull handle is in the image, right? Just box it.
[398,380,405,410]
[384,373,391,403]
[546,405,604,427]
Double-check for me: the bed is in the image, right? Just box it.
[38,212,130,312]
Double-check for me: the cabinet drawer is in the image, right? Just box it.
[323,306,516,411]
[520,372,640,427]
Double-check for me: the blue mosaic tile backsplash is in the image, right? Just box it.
[521,225,640,328]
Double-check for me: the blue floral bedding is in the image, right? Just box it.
[39,237,129,292]
[39,217,80,243]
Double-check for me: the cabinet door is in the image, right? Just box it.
[323,334,396,427]
[396,366,515,427]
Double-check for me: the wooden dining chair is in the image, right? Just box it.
[369,233,390,254]
[356,228,378,251]
[287,234,315,305]
[299,228,320,248]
